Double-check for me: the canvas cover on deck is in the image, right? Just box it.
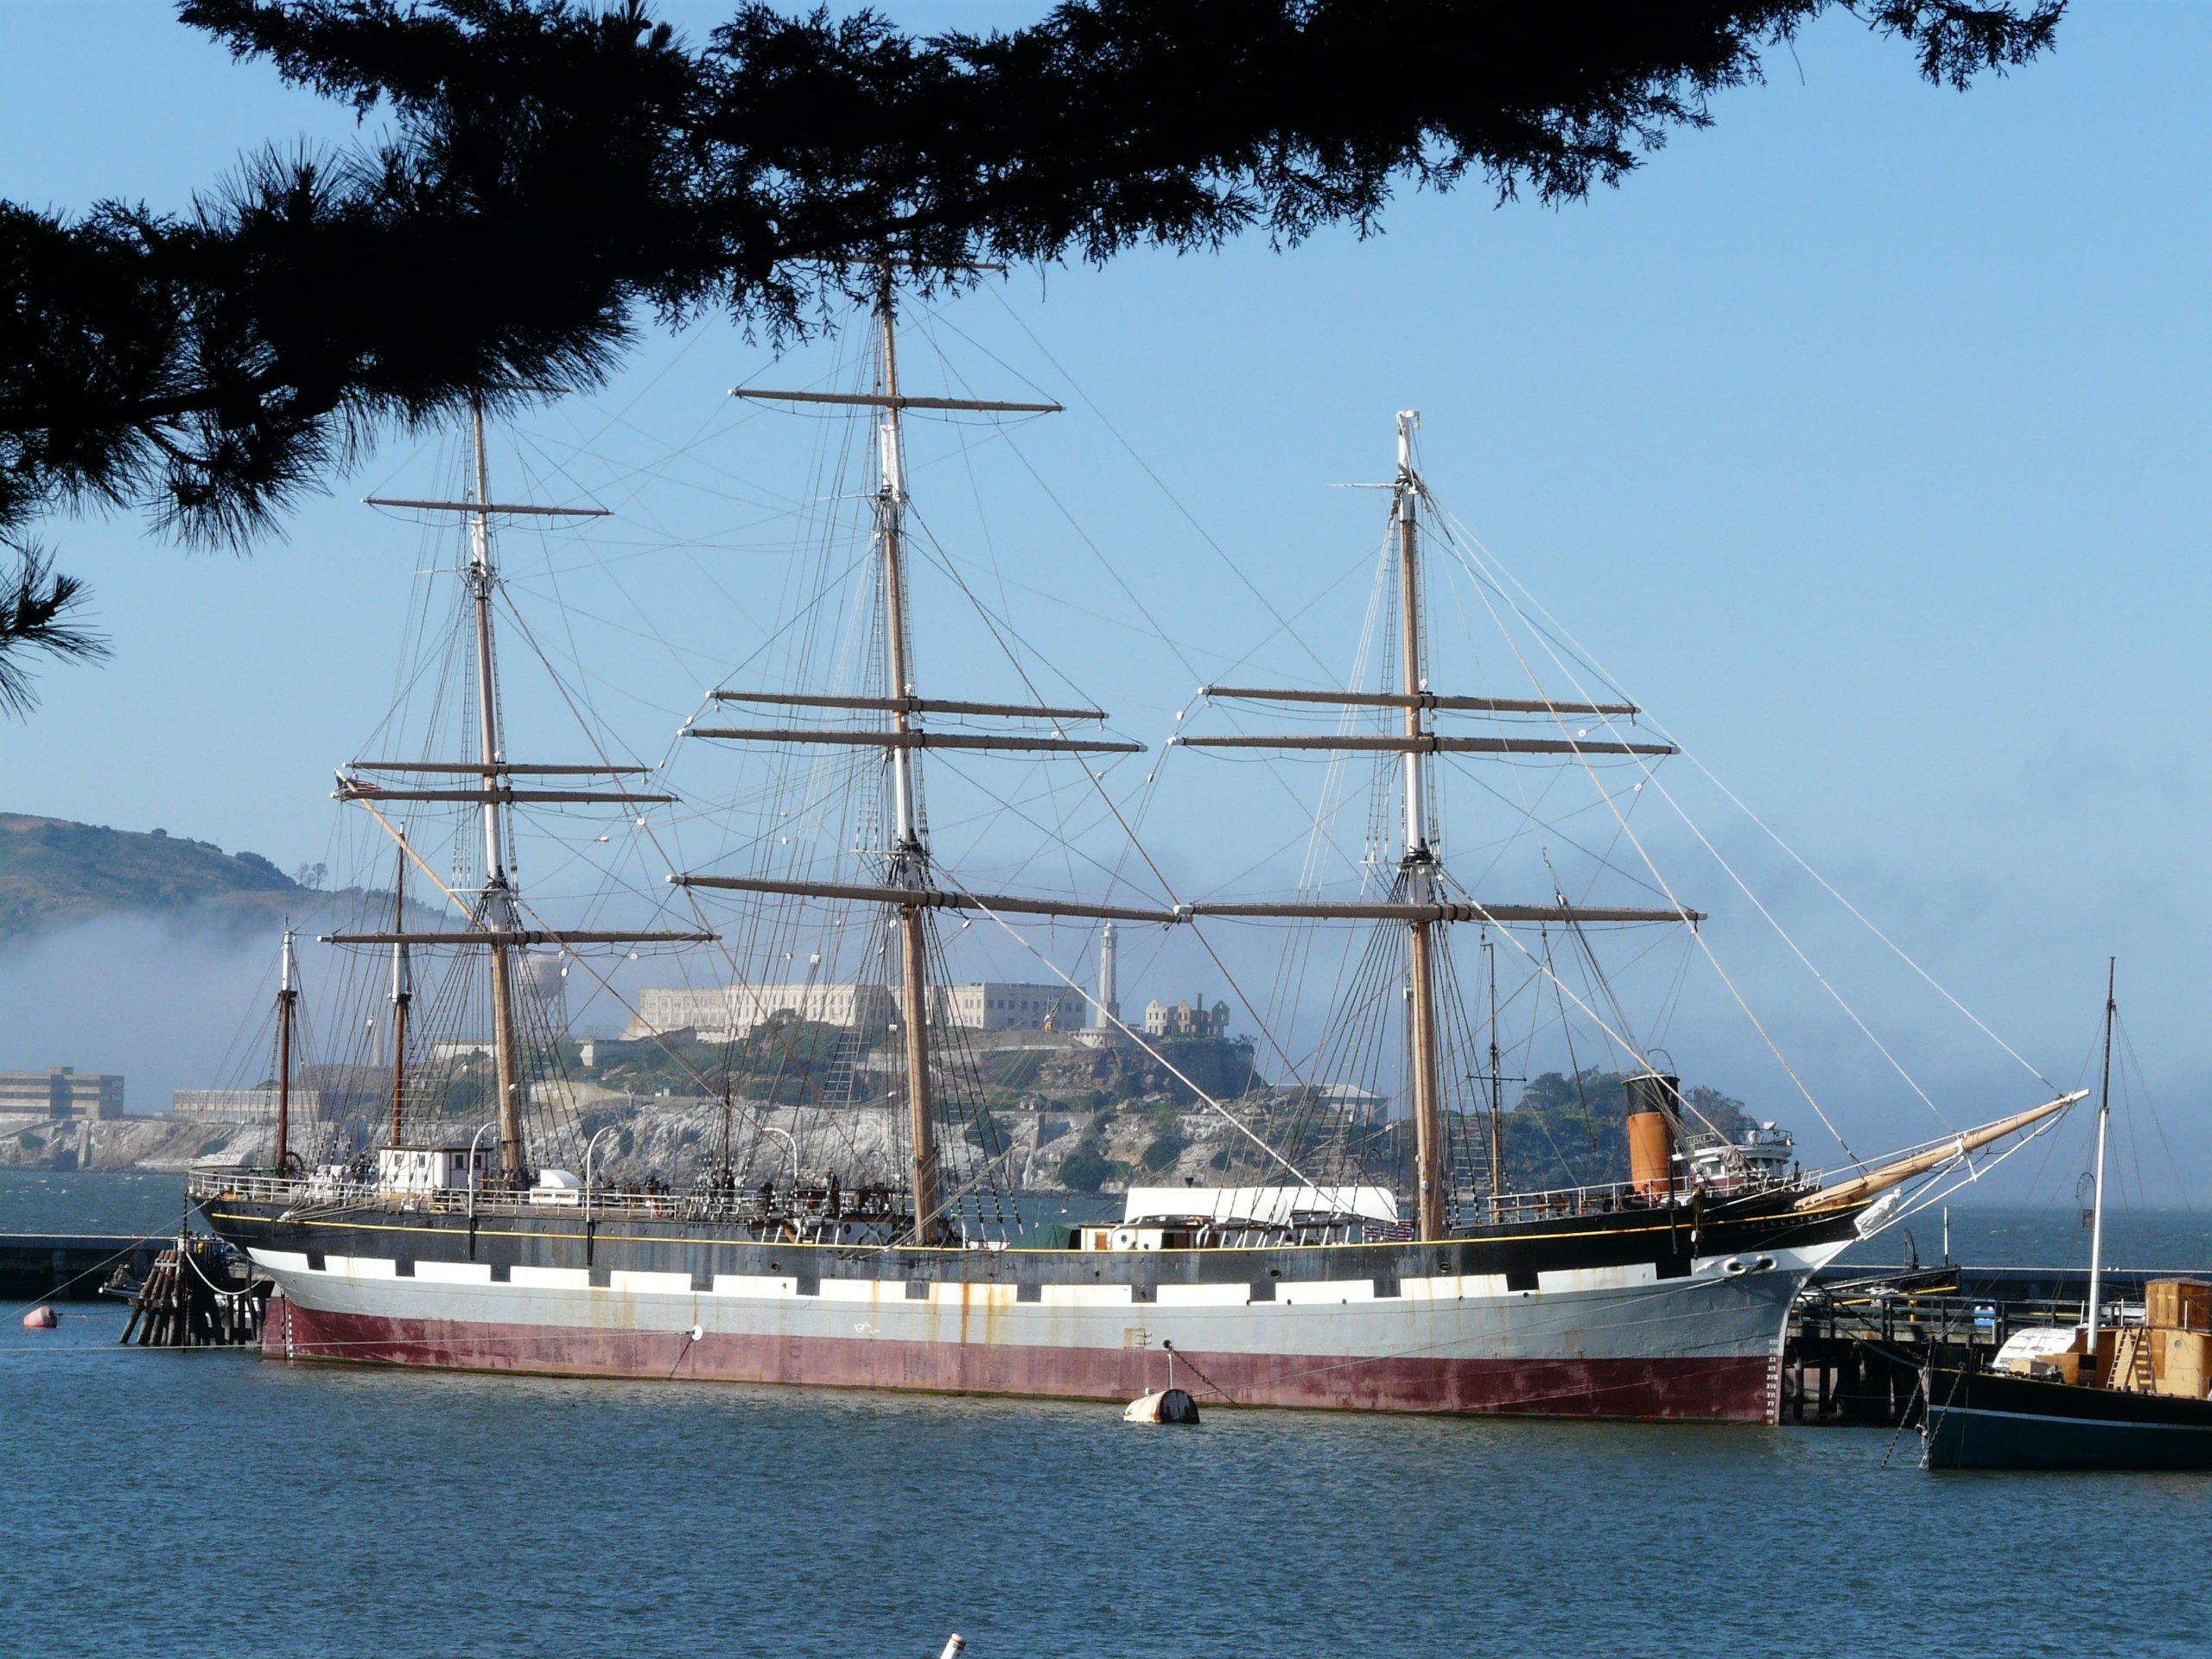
[1121,1185,1401,1228]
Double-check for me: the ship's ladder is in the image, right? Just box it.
[2108,1326,2157,1394]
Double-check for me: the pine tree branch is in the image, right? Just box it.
[0,0,2065,709]
[0,542,110,717]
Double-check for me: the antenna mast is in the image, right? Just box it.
[2085,957,2117,1351]
[1395,412,1445,1242]
[275,925,297,1172]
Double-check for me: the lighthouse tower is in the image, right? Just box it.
[1090,922,1121,1034]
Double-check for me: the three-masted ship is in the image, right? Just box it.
[191,299,2077,1422]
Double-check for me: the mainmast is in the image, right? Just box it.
[2085,957,2117,1348]
[682,291,1166,1245]
[1394,412,1446,1241]
[275,925,297,1171]
[874,284,944,1245]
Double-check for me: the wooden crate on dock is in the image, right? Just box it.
[2144,1279,2211,1332]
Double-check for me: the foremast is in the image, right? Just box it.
[1178,413,1700,1241]
[333,395,715,1185]
[387,832,411,1149]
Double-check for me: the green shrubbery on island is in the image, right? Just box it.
[1488,1071,1759,1192]
[0,812,299,937]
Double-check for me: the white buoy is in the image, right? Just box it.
[1122,1388,1200,1424]
[938,1636,966,1659]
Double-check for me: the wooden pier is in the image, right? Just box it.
[1785,1265,2177,1426]
[112,1235,270,1348]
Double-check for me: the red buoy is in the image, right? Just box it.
[22,1306,59,1330]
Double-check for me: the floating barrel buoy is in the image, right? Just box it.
[22,1306,58,1330]
[1122,1388,1199,1425]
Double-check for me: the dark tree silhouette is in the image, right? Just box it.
[0,0,2063,704]
[0,548,107,715]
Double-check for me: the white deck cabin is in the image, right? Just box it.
[1078,1185,1402,1251]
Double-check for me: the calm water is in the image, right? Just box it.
[3,1174,2209,1658]
[1836,1202,2212,1271]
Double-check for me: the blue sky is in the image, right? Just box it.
[2,3,2205,1201]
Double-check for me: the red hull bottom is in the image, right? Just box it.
[263,1294,1779,1422]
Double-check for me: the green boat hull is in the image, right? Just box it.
[1923,1365,2212,1471]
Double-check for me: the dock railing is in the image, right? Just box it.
[1794,1279,2094,1353]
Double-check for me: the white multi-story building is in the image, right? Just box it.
[621,980,1084,1041]
[621,982,898,1042]
[0,1067,124,1120]
[933,982,1088,1033]
[170,1087,323,1122]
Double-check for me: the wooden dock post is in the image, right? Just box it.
[114,1235,269,1350]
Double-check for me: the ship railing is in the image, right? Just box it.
[192,1166,1793,1230]
[185,1170,911,1230]
[1456,1168,1805,1229]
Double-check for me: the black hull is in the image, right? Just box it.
[1923,1365,2212,1471]
[195,1184,1860,1300]
[194,1180,1865,1420]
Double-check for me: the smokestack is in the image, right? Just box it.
[1624,1071,1682,1198]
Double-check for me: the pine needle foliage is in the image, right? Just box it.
[0,0,2063,702]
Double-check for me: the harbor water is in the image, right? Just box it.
[4,1174,2208,1658]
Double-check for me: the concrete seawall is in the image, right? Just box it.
[0,1233,167,1300]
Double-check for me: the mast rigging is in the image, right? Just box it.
[678,274,1161,1245]
[1180,411,1708,1239]
[872,279,948,1245]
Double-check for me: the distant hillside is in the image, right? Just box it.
[0,814,302,938]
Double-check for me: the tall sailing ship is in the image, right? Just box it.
[190,294,2077,1422]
